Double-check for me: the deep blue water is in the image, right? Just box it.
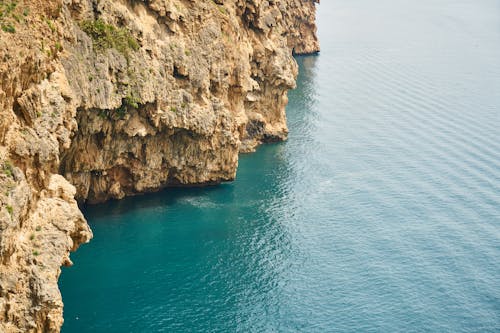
[59,0,500,332]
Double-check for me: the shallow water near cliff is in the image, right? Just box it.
[60,0,500,332]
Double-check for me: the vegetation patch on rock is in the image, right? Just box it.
[0,0,28,33]
[80,19,139,57]
[2,160,13,177]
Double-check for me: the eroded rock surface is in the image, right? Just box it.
[0,0,318,331]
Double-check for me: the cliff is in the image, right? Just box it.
[0,0,319,331]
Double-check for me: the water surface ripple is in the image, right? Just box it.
[60,0,500,332]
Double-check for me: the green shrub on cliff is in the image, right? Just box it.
[112,93,140,119]
[0,1,19,33]
[80,19,139,57]
[1,22,14,32]
[2,160,13,177]
[124,93,140,109]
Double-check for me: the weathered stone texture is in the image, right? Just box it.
[0,0,318,331]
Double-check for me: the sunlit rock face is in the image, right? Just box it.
[0,0,318,331]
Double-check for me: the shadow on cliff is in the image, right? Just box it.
[81,55,320,223]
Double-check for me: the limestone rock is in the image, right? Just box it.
[0,0,319,331]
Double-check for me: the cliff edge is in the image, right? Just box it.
[0,0,319,331]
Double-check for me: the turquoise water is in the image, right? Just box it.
[59,0,500,332]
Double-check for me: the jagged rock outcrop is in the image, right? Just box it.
[0,0,319,331]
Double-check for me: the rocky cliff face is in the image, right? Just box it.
[0,0,319,331]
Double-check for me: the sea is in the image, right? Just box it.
[59,0,500,331]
